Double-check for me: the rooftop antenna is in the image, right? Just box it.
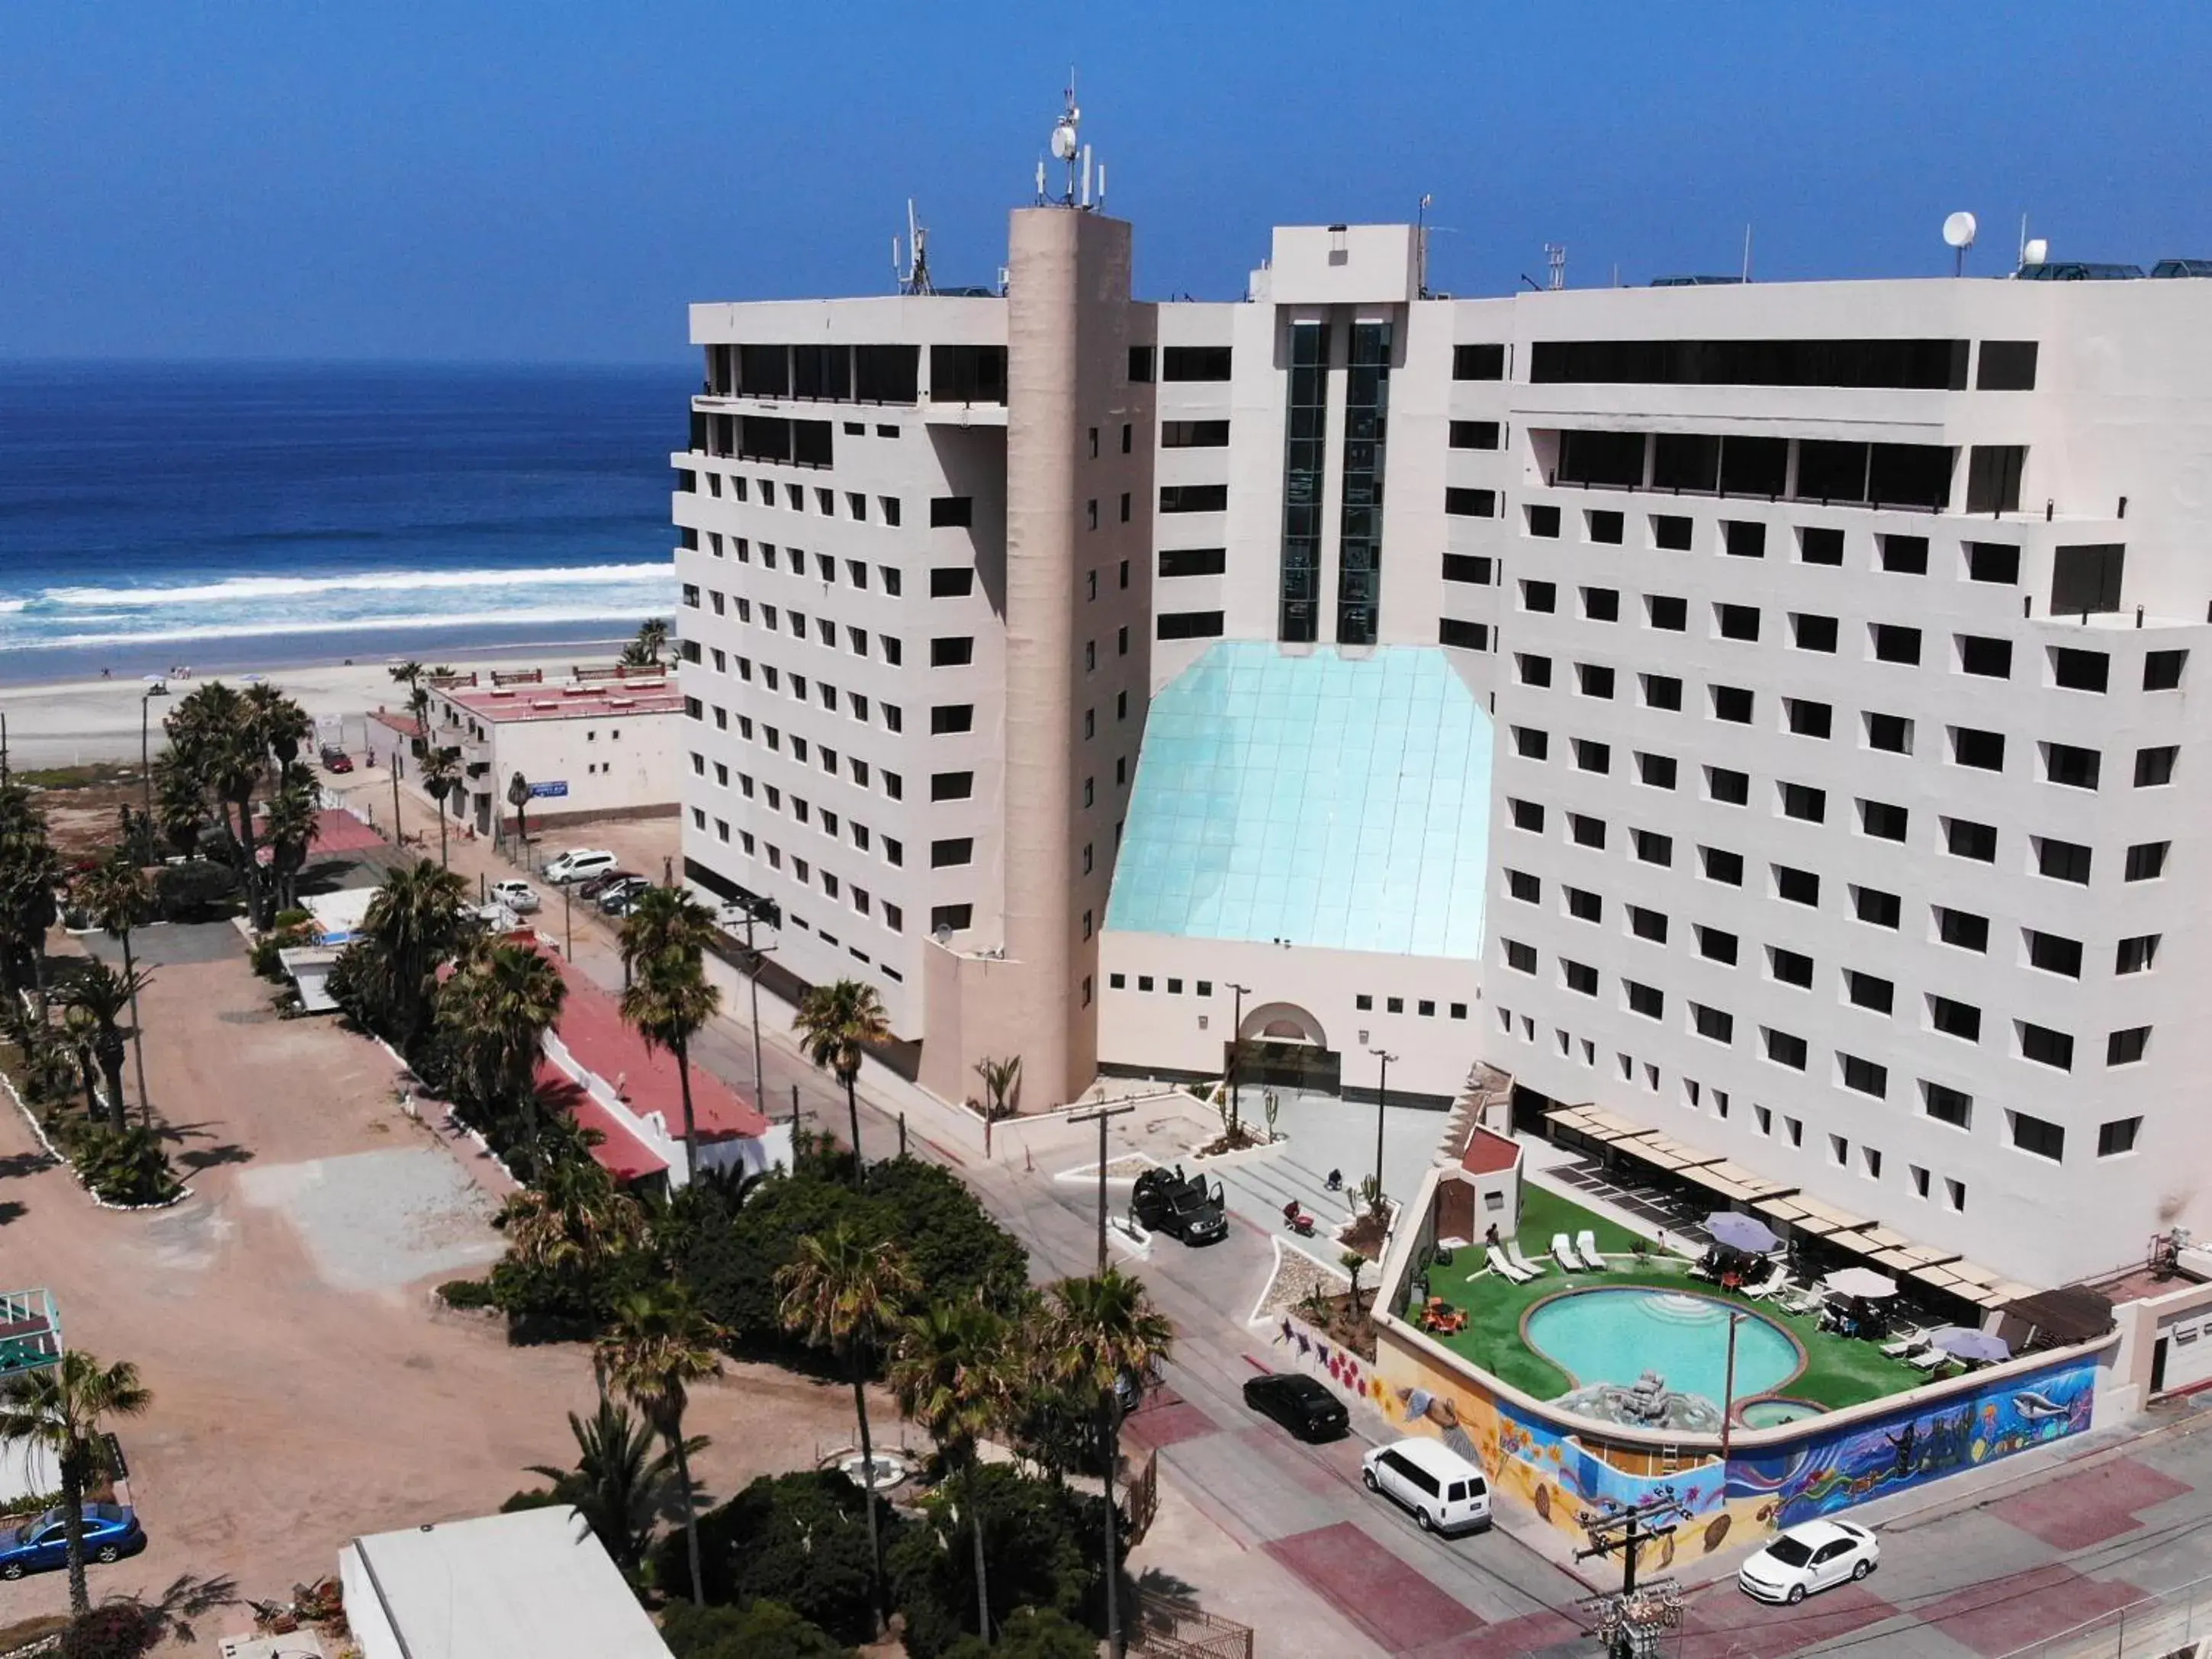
[1416,195,1434,298]
[1545,242,1567,291]
[895,199,934,296]
[1741,223,1754,283]
[1051,71,1082,207]
[1943,211,1978,277]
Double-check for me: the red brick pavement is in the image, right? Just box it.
[1265,1522,1484,1654]
[1914,1564,2143,1657]
[1989,1455,2196,1551]
[1679,1580,1899,1659]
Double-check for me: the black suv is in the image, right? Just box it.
[1130,1165,1228,1246]
[1243,1372,1350,1442]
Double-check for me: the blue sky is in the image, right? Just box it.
[4,3,2206,362]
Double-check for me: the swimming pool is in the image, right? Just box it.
[1525,1288,1802,1405]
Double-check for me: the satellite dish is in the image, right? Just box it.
[1943,211,1978,250]
[2023,238,2050,266]
[1050,118,1080,162]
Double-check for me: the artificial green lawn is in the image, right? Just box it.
[1415,1185,1927,1411]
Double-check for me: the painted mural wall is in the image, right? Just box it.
[1365,1322,2100,1568]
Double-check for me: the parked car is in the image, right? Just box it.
[543,849,617,886]
[1361,1439,1490,1535]
[318,744,353,773]
[1738,1519,1879,1604]
[0,1503,146,1580]
[490,879,541,915]
[1243,1372,1349,1442]
[1129,1165,1228,1246]
[598,876,651,915]
[576,867,641,902]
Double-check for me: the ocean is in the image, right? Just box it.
[0,361,686,683]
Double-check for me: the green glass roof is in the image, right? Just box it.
[1106,641,1492,956]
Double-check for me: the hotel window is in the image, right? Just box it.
[1449,420,1501,449]
[2099,1117,2142,1157]
[2135,745,2178,787]
[2108,1026,2151,1066]
[1922,1082,1972,1128]
[1527,503,1561,539]
[2034,836,2091,884]
[2116,934,2159,974]
[2018,1022,2075,1070]
[2009,1112,2066,1162]
[1853,886,1900,928]
[1770,947,1813,988]
[1276,321,1328,641]
[1336,322,1391,645]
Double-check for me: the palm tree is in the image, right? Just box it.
[890,1301,1015,1645]
[778,1223,915,1635]
[259,770,321,915]
[357,859,471,1050]
[524,1397,692,1579]
[619,619,670,667]
[594,1288,725,1607]
[619,954,720,1183]
[243,681,313,770]
[618,884,715,990]
[793,979,890,1188]
[1340,1249,1367,1320]
[151,757,207,860]
[506,770,533,851]
[419,746,461,867]
[1045,1271,1175,1659]
[58,962,150,1133]
[440,940,567,1143]
[0,783,63,1005]
[73,854,156,1124]
[498,1151,647,1274]
[0,1351,153,1619]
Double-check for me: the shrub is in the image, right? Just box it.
[888,1466,1114,1659]
[153,860,237,921]
[59,1602,157,1659]
[661,1600,852,1659]
[437,1278,497,1309]
[651,1472,891,1645]
[943,1607,1099,1659]
[863,1156,1028,1312]
[61,1122,181,1206]
[272,907,313,930]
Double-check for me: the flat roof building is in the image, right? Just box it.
[674,143,2212,1288]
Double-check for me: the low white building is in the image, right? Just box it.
[339,1506,673,1659]
[368,668,683,839]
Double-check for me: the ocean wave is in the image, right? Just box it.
[12,603,669,651]
[28,562,670,609]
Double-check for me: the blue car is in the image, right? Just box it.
[0,1503,145,1579]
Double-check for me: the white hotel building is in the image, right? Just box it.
[673,198,2212,1291]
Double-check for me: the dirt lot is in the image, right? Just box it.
[0,933,895,1642]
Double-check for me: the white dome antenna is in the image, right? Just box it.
[1046,70,1100,209]
[1943,211,1978,276]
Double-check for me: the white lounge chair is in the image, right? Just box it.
[1742,1262,1786,1298]
[1506,1239,1546,1278]
[1486,1243,1532,1284]
[1907,1344,1954,1373]
[1551,1233,1583,1272]
[1880,1326,1930,1359]
[1780,1284,1826,1317]
[1574,1230,1606,1271]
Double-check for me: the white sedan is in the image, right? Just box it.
[490,879,541,915]
[1738,1519,1879,1604]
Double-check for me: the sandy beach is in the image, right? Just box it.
[0,651,625,770]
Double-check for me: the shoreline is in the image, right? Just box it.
[0,636,645,771]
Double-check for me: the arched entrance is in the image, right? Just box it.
[1227,1001,1341,1093]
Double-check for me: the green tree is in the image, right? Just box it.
[1044,1272,1174,1658]
[151,757,209,862]
[349,858,471,1051]
[57,962,151,1134]
[596,1287,725,1608]
[863,1158,1029,1313]
[620,619,670,667]
[0,1352,153,1619]
[618,885,716,985]
[793,979,890,1188]
[657,1474,883,1643]
[661,1600,852,1659]
[73,851,156,1121]
[0,783,64,1005]
[947,1607,1099,1659]
[388,661,429,751]
[890,1468,1114,1659]
[419,745,461,868]
[439,939,567,1147]
[516,1397,692,1578]
[889,1302,1014,1647]
[777,1223,915,1635]
[1341,1249,1367,1320]
[619,953,721,1183]
[259,769,321,915]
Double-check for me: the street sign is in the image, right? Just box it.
[529,780,569,799]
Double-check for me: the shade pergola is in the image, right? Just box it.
[1547,1103,1658,1145]
[1778,1195,1877,1238]
[1678,1159,1794,1204]
[1908,1258,2038,1310]
[1615,1132,1725,1172]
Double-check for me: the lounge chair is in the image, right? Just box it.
[1880,1326,1930,1358]
[1907,1345,1953,1373]
[1506,1239,1546,1278]
[1780,1284,1826,1317]
[1551,1233,1583,1272]
[1574,1230,1606,1271]
[1742,1262,1786,1298]
[1486,1243,1532,1284]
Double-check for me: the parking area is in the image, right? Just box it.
[0,937,892,1636]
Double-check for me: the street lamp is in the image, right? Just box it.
[140,693,155,846]
[1719,1307,1748,1459]
[1227,982,1252,1134]
[1368,1047,1397,1209]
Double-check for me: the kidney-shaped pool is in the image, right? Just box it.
[1524,1287,1802,1404]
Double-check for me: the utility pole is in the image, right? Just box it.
[737,899,776,1113]
[561,882,572,961]
[1576,1489,1693,1657]
[1069,1101,1135,1275]
[1718,1307,1747,1459]
[140,695,153,838]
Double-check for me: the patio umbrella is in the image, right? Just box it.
[1821,1267,1899,1300]
[1931,1326,2011,1363]
[1706,1212,1781,1254]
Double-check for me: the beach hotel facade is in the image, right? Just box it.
[670,195,2212,1305]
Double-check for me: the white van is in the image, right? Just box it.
[543,848,617,886]
[1361,1438,1491,1534]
